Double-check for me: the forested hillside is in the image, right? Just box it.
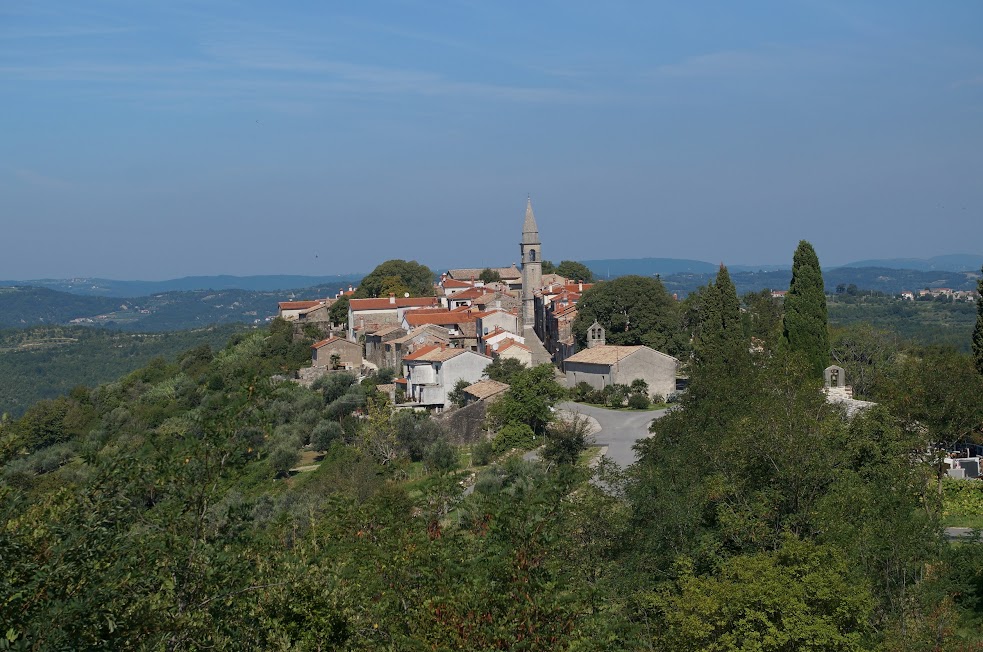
[0,324,248,417]
[2,299,982,648]
[0,285,335,331]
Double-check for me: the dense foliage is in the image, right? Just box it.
[353,259,435,298]
[573,275,687,357]
[554,260,594,283]
[3,261,983,648]
[783,240,831,377]
[974,265,983,374]
[0,324,247,418]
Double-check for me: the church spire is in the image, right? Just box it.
[522,196,540,244]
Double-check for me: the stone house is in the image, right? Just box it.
[311,336,362,370]
[402,345,492,410]
[564,338,679,400]
[447,265,522,289]
[475,308,520,339]
[347,295,441,341]
[278,299,326,320]
[462,379,510,405]
[479,327,524,354]
[364,325,407,369]
[385,325,451,371]
[489,338,532,366]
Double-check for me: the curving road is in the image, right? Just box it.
[557,401,669,468]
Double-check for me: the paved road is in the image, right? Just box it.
[557,401,669,468]
[945,527,983,542]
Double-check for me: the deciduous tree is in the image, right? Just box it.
[573,275,686,357]
[353,259,434,298]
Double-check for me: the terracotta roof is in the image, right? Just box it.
[349,297,440,311]
[312,336,347,349]
[368,325,405,338]
[279,300,322,310]
[495,338,530,353]
[405,311,477,327]
[391,325,451,345]
[565,345,678,366]
[404,346,476,363]
[441,278,473,289]
[402,344,441,361]
[482,326,509,339]
[451,287,494,301]
[464,379,510,400]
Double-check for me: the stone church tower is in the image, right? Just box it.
[520,197,542,329]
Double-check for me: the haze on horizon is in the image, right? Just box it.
[2,1,981,281]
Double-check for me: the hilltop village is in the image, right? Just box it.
[276,199,679,412]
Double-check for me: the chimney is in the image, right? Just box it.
[389,293,396,304]
[348,286,353,292]
[578,281,583,292]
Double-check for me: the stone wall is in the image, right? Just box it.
[436,400,489,445]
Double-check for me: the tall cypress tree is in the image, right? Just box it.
[974,265,983,375]
[782,240,830,377]
[695,265,748,370]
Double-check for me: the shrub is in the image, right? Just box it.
[542,414,593,466]
[472,439,495,466]
[423,437,458,474]
[311,421,344,451]
[572,382,594,402]
[268,443,300,477]
[627,393,651,410]
[493,422,536,453]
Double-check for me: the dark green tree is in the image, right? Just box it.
[486,364,565,437]
[573,275,686,357]
[974,265,983,375]
[447,379,471,408]
[541,260,557,274]
[742,289,783,348]
[329,295,349,325]
[555,260,594,282]
[484,356,526,384]
[478,268,501,283]
[353,259,434,298]
[782,240,830,377]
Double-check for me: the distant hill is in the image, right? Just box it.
[0,324,246,417]
[0,285,330,331]
[840,254,983,272]
[582,257,720,278]
[658,267,980,298]
[0,274,365,298]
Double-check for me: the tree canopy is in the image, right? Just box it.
[782,240,830,377]
[974,265,983,375]
[478,268,501,283]
[353,259,434,298]
[555,260,594,283]
[572,275,686,357]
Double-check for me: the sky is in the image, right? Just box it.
[2,1,982,280]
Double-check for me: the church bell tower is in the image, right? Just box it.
[520,197,542,329]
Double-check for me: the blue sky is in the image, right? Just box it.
[2,1,981,280]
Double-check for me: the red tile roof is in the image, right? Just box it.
[311,336,344,349]
[349,297,440,311]
[441,278,473,289]
[451,287,495,301]
[496,338,530,353]
[404,311,477,327]
[402,344,441,361]
[279,300,323,310]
